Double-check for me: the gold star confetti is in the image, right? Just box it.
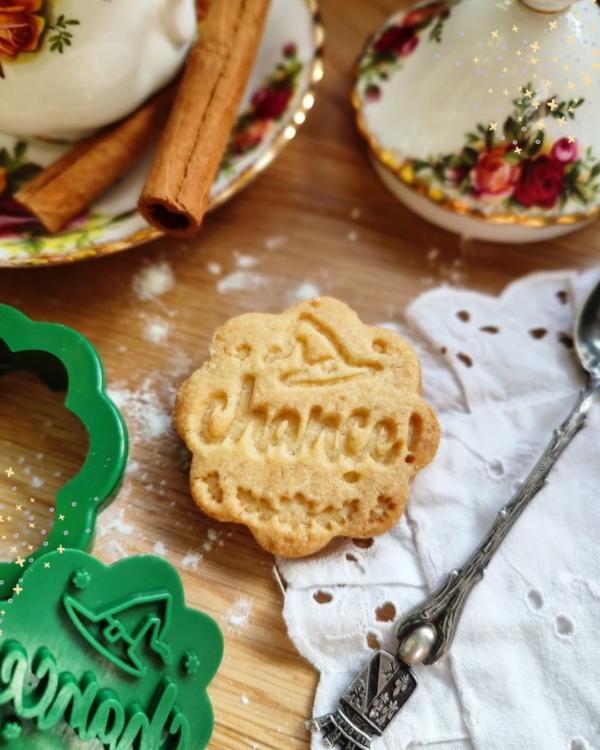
[518,85,523,91]
[503,88,509,95]
[59,514,65,521]
[0,611,4,616]
[9,547,16,553]
[582,74,593,86]
[491,30,498,38]
[57,545,65,554]
[564,64,569,71]
[30,498,34,504]
[515,146,522,154]
[531,41,540,52]
[553,57,558,62]
[548,100,558,110]
[567,81,575,90]
[524,89,533,98]
[530,56,538,65]
[15,557,24,568]
[27,545,33,551]
[568,106,574,113]
[549,21,557,30]
[473,56,479,63]
[545,79,552,87]
[591,25,596,31]
[532,100,541,108]
[516,50,522,56]
[538,120,546,130]
[28,523,34,529]
[568,135,575,143]
[593,50,599,57]
[1,537,5,541]
[7,517,11,522]
[593,61,600,71]
[488,88,493,93]
[567,36,574,43]
[13,584,22,596]
[5,468,14,478]
[0,631,2,637]
[15,505,21,511]
[533,74,538,79]
[502,67,508,73]
[44,563,50,568]
[489,122,498,131]
[574,98,580,103]
[512,25,519,32]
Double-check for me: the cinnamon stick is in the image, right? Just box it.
[138,0,271,238]
[16,84,177,235]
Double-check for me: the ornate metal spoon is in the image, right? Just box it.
[313,278,600,750]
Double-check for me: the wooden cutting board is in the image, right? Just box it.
[0,0,599,748]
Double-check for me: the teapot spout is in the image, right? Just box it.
[162,0,197,49]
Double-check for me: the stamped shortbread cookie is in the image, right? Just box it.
[174,297,440,557]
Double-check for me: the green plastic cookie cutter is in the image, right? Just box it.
[0,303,128,597]
[0,549,224,749]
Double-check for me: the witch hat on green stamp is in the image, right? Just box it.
[0,303,128,597]
[0,549,224,750]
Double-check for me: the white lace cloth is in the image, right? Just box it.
[278,270,600,750]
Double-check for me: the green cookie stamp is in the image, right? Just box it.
[0,303,128,596]
[0,550,223,750]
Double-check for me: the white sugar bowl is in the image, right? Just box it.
[353,0,600,243]
[0,0,196,140]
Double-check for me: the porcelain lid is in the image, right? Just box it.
[353,0,600,228]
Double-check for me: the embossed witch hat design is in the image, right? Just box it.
[277,318,380,386]
[63,592,174,677]
[0,549,223,749]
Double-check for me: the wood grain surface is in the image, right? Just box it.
[1,0,599,748]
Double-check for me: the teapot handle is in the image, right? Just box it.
[162,0,197,48]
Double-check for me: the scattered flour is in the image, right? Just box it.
[234,252,258,269]
[143,320,169,345]
[264,235,288,251]
[241,694,250,706]
[108,376,174,441]
[207,262,222,276]
[98,507,133,537]
[132,262,174,301]
[292,281,320,302]
[202,527,223,552]
[181,552,202,570]
[153,541,166,556]
[226,597,252,631]
[217,271,269,294]
[348,230,358,242]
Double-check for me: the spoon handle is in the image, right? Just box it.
[395,375,600,665]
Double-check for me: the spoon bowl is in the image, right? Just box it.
[575,278,600,380]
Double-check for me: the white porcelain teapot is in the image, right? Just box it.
[0,0,197,140]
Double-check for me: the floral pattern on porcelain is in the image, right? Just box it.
[359,0,462,102]
[221,42,303,174]
[0,2,80,79]
[400,91,600,215]
[0,0,45,76]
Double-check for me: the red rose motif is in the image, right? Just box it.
[513,156,565,209]
[472,146,521,198]
[0,195,42,238]
[551,137,578,164]
[251,86,293,120]
[0,0,45,64]
[231,119,270,155]
[283,42,297,58]
[365,83,381,102]
[373,25,419,56]
[401,2,443,28]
